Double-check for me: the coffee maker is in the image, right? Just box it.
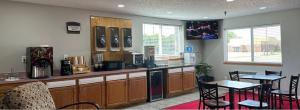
[26,47,53,79]
[144,46,156,68]
[60,58,73,76]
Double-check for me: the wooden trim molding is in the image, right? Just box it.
[224,61,282,67]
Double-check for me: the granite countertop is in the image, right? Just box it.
[148,64,196,70]
[0,68,147,85]
[0,64,196,85]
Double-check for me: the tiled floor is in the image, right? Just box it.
[125,92,199,109]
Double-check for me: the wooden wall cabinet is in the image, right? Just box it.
[106,74,128,108]
[78,77,104,109]
[128,72,147,103]
[90,16,132,62]
[47,80,77,109]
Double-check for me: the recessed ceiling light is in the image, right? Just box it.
[117,4,125,8]
[226,0,235,2]
[259,6,267,10]
[203,17,209,19]
[167,11,173,14]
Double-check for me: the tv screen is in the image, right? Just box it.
[186,20,219,40]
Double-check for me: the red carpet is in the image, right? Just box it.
[165,92,300,109]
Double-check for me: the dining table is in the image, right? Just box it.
[240,74,286,84]
[207,80,261,109]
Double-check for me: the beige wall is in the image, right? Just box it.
[203,8,300,93]
[0,1,202,73]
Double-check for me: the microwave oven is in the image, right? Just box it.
[123,52,144,67]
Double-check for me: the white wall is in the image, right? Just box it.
[0,1,202,73]
[203,8,300,92]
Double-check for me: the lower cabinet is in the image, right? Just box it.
[47,80,77,109]
[182,72,195,91]
[167,73,183,95]
[78,77,104,109]
[128,76,147,103]
[106,74,128,108]
[0,68,195,109]
[167,67,196,97]
[49,86,77,109]
[0,83,25,97]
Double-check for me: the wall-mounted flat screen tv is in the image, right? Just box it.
[186,20,219,40]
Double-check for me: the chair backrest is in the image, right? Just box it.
[3,82,56,109]
[229,71,239,81]
[289,74,300,94]
[265,70,282,89]
[265,70,282,76]
[259,84,272,108]
[199,82,220,106]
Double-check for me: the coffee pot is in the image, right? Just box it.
[60,58,73,76]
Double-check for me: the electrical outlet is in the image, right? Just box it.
[21,56,27,63]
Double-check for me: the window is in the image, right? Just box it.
[225,25,282,64]
[143,24,183,58]
[226,28,252,62]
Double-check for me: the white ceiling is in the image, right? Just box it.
[10,0,300,20]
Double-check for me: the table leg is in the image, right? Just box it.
[259,80,264,84]
[258,80,264,97]
[229,88,235,109]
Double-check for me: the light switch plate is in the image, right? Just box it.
[21,56,27,63]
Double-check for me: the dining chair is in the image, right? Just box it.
[265,70,282,90]
[199,82,230,110]
[271,74,300,109]
[196,76,226,109]
[229,71,255,101]
[0,82,100,109]
[238,84,272,109]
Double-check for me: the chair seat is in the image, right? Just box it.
[271,90,295,95]
[238,100,268,108]
[205,100,230,107]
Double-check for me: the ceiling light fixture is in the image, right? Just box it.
[259,6,267,10]
[117,4,125,8]
[203,17,209,19]
[226,0,235,2]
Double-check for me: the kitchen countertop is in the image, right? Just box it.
[148,64,196,70]
[0,64,196,85]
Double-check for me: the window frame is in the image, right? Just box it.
[224,24,282,66]
[142,23,184,59]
